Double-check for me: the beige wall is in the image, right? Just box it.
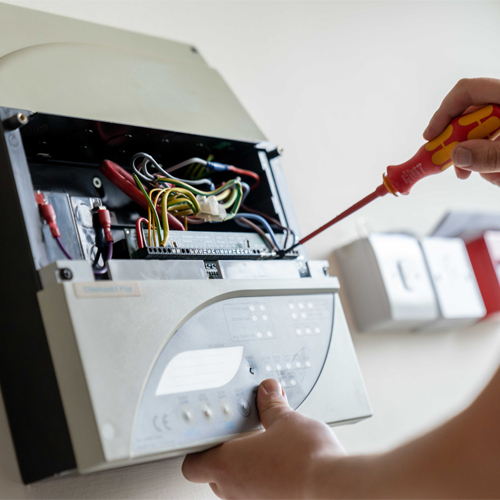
[2,1,500,498]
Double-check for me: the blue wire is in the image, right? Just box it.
[240,182,251,203]
[232,213,281,250]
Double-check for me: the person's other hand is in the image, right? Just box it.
[423,77,500,187]
[182,378,346,499]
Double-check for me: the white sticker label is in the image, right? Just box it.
[156,346,243,396]
[73,281,141,298]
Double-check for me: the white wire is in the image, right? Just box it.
[166,157,208,173]
[130,153,213,189]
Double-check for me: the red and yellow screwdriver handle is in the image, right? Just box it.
[383,104,500,196]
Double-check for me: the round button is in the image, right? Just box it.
[286,363,292,369]
[237,398,251,417]
[180,405,195,426]
[296,362,302,368]
[276,364,282,371]
[219,400,233,420]
[266,365,272,371]
[267,331,273,337]
[201,403,214,422]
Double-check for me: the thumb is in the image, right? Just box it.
[257,378,292,430]
[452,140,500,173]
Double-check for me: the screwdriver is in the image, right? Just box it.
[279,104,500,257]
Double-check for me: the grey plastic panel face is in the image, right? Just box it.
[132,293,333,456]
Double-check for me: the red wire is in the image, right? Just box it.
[100,160,185,232]
[228,166,260,190]
[135,217,148,248]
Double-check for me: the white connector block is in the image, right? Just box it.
[196,195,227,222]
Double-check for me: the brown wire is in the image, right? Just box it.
[239,217,277,251]
[241,203,291,248]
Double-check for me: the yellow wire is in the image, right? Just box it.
[154,187,201,246]
[216,188,232,202]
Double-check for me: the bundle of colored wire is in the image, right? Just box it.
[241,203,295,248]
[156,177,243,220]
[232,213,281,250]
[100,160,185,233]
[131,153,214,190]
[237,217,277,251]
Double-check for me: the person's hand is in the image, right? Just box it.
[182,378,346,499]
[423,77,500,187]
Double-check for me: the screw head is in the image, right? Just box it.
[60,268,73,281]
[93,177,103,189]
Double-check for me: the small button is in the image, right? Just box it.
[238,398,251,417]
[219,400,233,420]
[201,403,214,422]
[315,327,320,333]
[296,362,302,368]
[296,329,302,335]
[305,361,311,367]
[286,363,292,369]
[291,379,297,386]
[266,365,272,371]
[305,328,311,334]
[266,331,273,337]
[256,332,263,338]
[180,405,195,425]
[276,364,282,371]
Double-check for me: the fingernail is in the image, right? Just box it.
[260,378,282,396]
[454,147,472,167]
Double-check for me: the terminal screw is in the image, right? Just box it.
[60,268,73,281]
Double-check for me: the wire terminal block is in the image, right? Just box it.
[196,195,227,222]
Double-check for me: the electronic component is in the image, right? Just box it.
[0,8,370,484]
[419,237,485,330]
[335,234,439,332]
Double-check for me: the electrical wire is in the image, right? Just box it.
[135,217,148,249]
[93,243,113,275]
[156,177,243,220]
[236,217,277,251]
[240,203,295,248]
[100,160,185,232]
[228,166,260,190]
[231,213,280,250]
[131,153,214,190]
[55,237,73,260]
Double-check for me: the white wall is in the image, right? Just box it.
[2,1,500,498]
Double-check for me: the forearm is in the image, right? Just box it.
[310,404,500,499]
